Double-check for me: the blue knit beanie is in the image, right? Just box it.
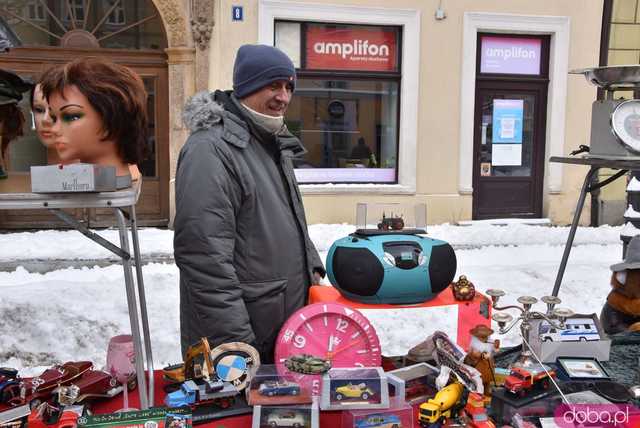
[233,44,296,98]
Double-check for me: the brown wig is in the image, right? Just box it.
[40,58,148,165]
[0,103,25,156]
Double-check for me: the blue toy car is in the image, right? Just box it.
[355,413,402,428]
[258,380,301,397]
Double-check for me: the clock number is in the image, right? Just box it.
[293,334,306,349]
[336,318,348,333]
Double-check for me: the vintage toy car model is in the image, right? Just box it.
[258,380,301,397]
[503,365,555,397]
[265,410,307,427]
[284,354,331,375]
[355,413,402,428]
[164,379,237,409]
[53,370,121,405]
[335,383,375,400]
[2,361,93,408]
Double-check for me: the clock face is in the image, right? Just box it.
[612,99,640,153]
[274,303,381,395]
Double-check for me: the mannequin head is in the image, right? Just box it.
[30,83,55,148]
[40,58,148,176]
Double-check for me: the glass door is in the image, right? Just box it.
[472,81,547,219]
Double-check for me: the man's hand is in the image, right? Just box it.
[312,267,326,285]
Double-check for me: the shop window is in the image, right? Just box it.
[276,21,401,184]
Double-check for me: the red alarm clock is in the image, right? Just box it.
[274,302,381,395]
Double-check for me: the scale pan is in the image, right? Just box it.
[571,65,640,89]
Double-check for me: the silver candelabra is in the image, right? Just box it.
[486,289,575,368]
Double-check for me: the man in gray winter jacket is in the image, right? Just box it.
[174,44,325,363]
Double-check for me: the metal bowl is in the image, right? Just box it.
[570,65,640,89]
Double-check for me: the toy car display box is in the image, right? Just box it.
[247,364,314,406]
[386,363,439,404]
[320,367,390,411]
[77,407,192,428]
[529,313,611,363]
[308,285,491,351]
[341,398,413,428]
[251,400,319,428]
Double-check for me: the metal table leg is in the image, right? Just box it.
[551,166,628,297]
[128,204,154,406]
[114,208,149,409]
[552,166,600,297]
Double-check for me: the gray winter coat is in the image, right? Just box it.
[174,90,323,361]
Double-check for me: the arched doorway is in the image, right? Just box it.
[0,0,175,227]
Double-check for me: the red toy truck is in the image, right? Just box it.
[503,365,555,398]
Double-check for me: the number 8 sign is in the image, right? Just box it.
[232,6,243,21]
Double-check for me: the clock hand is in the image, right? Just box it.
[327,339,365,360]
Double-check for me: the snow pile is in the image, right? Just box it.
[0,223,624,375]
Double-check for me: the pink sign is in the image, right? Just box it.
[480,36,542,75]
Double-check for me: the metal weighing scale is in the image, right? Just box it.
[551,65,640,296]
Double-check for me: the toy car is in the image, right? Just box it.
[503,365,555,398]
[258,380,301,397]
[53,370,120,405]
[335,383,375,400]
[284,354,331,374]
[2,361,93,408]
[265,410,307,427]
[355,413,402,428]
[164,379,237,409]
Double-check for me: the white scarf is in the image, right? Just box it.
[241,103,285,134]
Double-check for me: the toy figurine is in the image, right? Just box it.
[0,69,32,179]
[452,275,476,301]
[463,325,499,396]
[40,58,148,181]
[601,235,640,334]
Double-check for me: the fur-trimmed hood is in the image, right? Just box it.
[182,91,225,133]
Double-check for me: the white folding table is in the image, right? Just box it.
[0,179,154,408]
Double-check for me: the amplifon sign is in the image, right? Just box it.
[480,36,542,75]
[305,25,398,72]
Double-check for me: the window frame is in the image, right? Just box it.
[276,19,403,185]
[259,0,420,194]
[105,0,126,26]
[60,0,86,24]
[25,1,46,22]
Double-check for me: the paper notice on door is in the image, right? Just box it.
[492,99,523,144]
[500,117,516,139]
[492,143,522,166]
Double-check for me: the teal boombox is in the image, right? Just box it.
[326,232,456,304]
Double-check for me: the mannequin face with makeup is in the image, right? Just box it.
[48,85,123,170]
[31,84,55,147]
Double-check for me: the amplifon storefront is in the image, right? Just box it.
[215,1,600,225]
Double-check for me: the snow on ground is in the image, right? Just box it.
[0,224,624,375]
